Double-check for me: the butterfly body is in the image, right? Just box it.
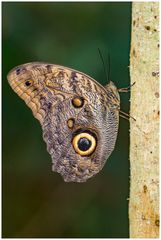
[7,62,120,182]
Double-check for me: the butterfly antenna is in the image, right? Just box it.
[98,48,110,83]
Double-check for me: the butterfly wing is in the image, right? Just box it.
[7,62,120,182]
[7,62,71,124]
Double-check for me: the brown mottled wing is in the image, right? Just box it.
[7,62,73,124]
[7,62,120,182]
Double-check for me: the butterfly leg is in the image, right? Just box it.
[118,82,136,93]
[119,110,136,121]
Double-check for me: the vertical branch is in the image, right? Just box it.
[129,2,159,238]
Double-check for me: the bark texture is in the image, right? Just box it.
[129,2,159,238]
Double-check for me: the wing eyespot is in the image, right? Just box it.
[72,96,84,108]
[25,80,32,87]
[15,67,26,75]
[67,118,75,129]
[72,130,97,156]
[16,68,21,75]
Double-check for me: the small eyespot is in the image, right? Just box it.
[25,80,32,86]
[67,118,75,129]
[16,67,25,75]
[16,68,21,75]
[72,131,97,156]
[72,96,84,108]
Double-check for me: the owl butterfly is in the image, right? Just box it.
[7,62,120,182]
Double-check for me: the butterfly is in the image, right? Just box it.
[7,62,120,182]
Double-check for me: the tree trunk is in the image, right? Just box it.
[129,2,159,238]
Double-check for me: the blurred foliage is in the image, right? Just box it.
[3,2,132,238]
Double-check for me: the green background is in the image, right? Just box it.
[3,2,132,238]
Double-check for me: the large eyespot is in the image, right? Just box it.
[72,131,97,156]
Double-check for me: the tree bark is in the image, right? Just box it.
[129,2,159,238]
